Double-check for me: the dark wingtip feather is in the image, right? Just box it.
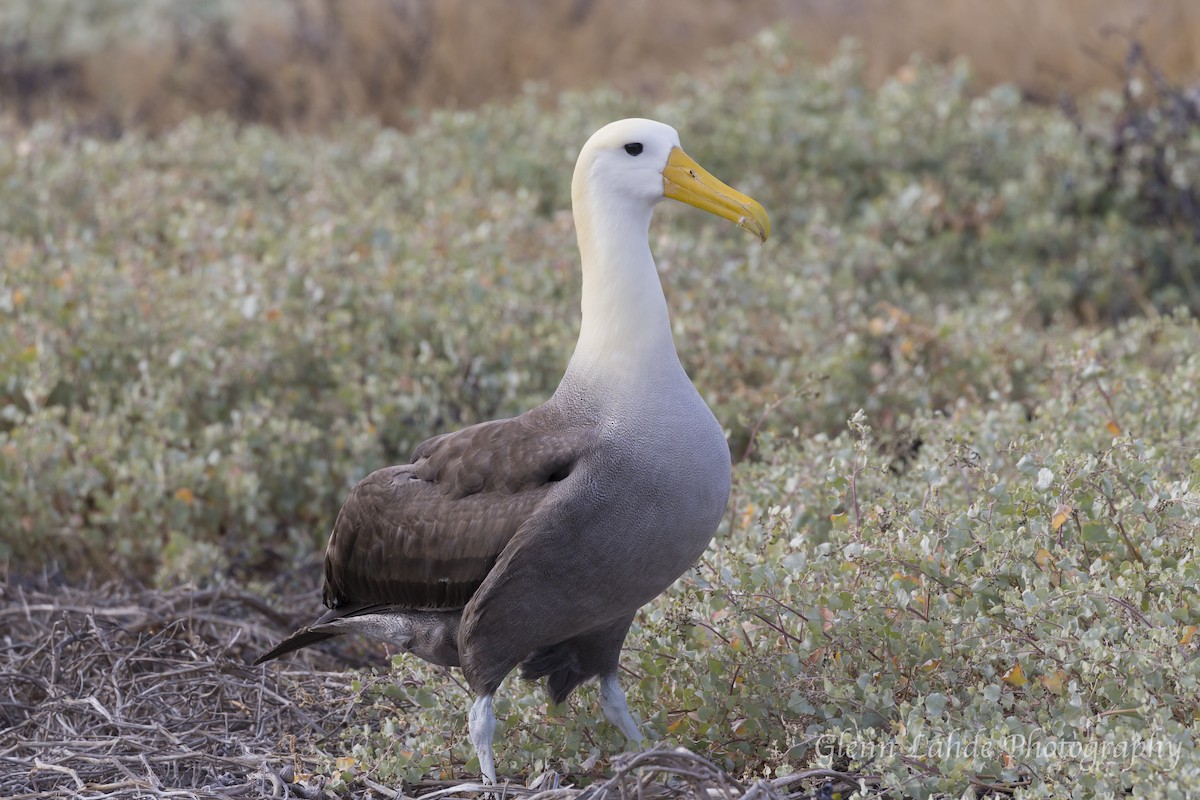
[252,628,339,665]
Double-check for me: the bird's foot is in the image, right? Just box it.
[599,674,643,744]
[468,694,498,785]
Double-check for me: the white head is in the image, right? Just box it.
[571,117,769,244]
[572,118,683,217]
[563,118,769,392]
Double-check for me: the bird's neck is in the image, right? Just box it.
[562,193,681,394]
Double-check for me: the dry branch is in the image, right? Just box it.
[0,581,354,799]
[0,583,869,800]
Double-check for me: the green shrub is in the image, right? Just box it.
[3,31,1199,586]
[343,312,1200,796]
[4,27,1200,798]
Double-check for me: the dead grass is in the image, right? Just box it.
[0,580,871,799]
[824,0,1200,100]
[1,0,1197,133]
[0,580,352,797]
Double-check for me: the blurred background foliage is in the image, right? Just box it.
[3,32,1198,581]
[0,0,1198,132]
[2,2,1199,796]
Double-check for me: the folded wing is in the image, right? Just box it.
[322,405,596,611]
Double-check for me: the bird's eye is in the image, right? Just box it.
[623,143,644,156]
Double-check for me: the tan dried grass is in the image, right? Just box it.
[2,0,1197,132]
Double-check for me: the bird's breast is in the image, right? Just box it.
[578,385,730,600]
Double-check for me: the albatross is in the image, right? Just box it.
[254,118,769,783]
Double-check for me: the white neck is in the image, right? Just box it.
[560,183,681,394]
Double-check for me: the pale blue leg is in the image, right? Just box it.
[599,673,642,744]
[468,694,497,784]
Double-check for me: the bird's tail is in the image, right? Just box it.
[254,608,464,667]
[253,627,339,665]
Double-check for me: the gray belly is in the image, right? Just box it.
[575,395,731,611]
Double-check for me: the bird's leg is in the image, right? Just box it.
[599,673,643,744]
[468,693,497,784]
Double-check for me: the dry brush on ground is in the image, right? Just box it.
[0,581,864,799]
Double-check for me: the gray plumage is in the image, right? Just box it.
[256,384,728,701]
[254,118,769,783]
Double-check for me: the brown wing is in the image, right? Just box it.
[321,404,595,611]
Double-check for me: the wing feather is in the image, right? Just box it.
[322,405,595,610]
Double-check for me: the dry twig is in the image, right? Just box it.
[0,583,871,800]
[0,582,353,799]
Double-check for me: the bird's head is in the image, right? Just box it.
[572,117,769,242]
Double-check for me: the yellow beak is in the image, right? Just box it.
[662,147,770,242]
